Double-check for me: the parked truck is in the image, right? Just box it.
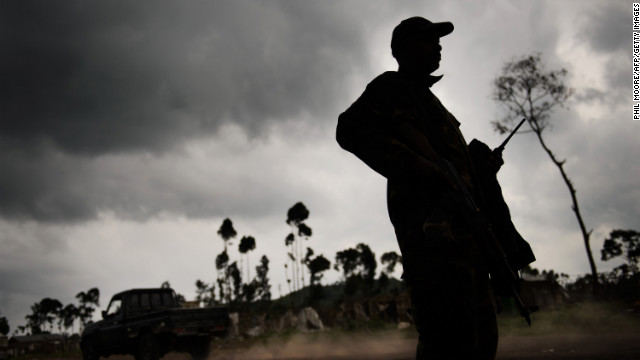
[81,288,229,360]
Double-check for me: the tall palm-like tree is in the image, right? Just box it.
[216,218,236,304]
[285,202,312,293]
[238,235,256,282]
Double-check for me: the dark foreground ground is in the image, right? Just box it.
[28,332,640,360]
[167,332,640,360]
[23,303,640,360]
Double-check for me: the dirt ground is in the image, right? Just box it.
[184,332,640,360]
[54,332,638,360]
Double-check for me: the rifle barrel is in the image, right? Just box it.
[495,118,527,152]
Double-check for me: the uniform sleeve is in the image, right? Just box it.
[336,75,422,180]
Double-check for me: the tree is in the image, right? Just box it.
[76,287,100,329]
[380,251,402,275]
[195,280,216,307]
[285,202,313,294]
[601,229,640,280]
[15,326,26,336]
[335,244,377,280]
[161,281,185,304]
[254,255,271,302]
[334,248,361,279]
[491,53,599,295]
[335,243,378,295]
[284,234,295,293]
[25,298,62,334]
[238,235,256,281]
[39,298,62,333]
[215,249,229,302]
[357,243,377,283]
[216,278,225,305]
[303,246,329,286]
[216,218,237,304]
[242,282,258,304]
[0,312,9,336]
[307,254,331,286]
[521,265,569,286]
[215,249,230,270]
[59,304,79,335]
[226,261,242,303]
[217,218,237,250]
[25,302,44,334]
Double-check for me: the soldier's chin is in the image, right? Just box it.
[427,61,440,74]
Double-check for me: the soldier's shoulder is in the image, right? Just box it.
[367,71,403,89]
[362,71,407,99]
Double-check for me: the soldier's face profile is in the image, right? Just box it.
[416,34,442,72]
[404,33,442,74]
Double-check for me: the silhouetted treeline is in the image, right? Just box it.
[7,209,638,337]
[8,287,100,336]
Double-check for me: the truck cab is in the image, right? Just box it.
[81,288,228,360]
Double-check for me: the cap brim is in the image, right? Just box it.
[422,21,454,37]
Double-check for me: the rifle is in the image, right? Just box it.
[493,118,527,154]
[436,158,538,325]
[438,118,537,325]
[392,118,537,325]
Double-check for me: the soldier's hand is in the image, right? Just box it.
[487,150,504,173]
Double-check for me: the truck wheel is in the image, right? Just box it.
[137,334,160,360]
[82,339,100,360]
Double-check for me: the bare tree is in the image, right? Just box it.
[492,53,598,295]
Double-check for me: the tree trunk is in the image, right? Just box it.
[531,127,599,297]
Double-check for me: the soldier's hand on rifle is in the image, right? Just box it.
[413,157,457,190]
[487,150,504,173]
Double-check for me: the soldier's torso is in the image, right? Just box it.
[375,72,484,278]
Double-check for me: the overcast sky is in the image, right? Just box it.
[0,0,635,333]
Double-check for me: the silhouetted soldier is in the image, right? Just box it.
[337,17,502,359]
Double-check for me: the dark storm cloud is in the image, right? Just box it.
[0,136,298,223]
[0,1,373,222]
[578,1,627,54]
[0,1,368,155]
[574,0,628,104]
[0,145,95,222]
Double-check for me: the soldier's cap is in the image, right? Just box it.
[391,17,454,57]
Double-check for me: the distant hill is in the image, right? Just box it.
[268,276,406,311]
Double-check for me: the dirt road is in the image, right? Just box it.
[497,333,640,360]
[74,333,639,360]
[199,333,640,360]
